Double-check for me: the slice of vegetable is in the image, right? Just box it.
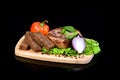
[72,35,86,53]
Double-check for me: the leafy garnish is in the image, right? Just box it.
[41,47,49,53]
[42,47,79,56]
[63,26,75,32]
[61,26,79,40]
[83,38,101,55]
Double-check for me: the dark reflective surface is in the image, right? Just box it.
[15,55,97,71]
[13,54,102,80]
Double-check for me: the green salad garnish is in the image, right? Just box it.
[83,38,101,55]
[61,26,79,40]
[42,47,79,56]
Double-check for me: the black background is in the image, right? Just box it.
[1,8,113,79]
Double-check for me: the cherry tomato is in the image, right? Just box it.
[30,20,50,35]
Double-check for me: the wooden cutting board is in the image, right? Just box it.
[15,35,94,64]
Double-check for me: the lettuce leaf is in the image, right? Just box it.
[83,38,101,55]
[61,26,79,40]
[42,47,79,56]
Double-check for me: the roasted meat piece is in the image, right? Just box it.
[47,28,70,48]
[19,39,29,50]
[19,31,55,51]
[24,31,42,52]
[30,32,55,50]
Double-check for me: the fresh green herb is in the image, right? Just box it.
[61,26,79,40]
[41,47,48,53]
[61,28,66,34]
[65,30,78,40]
[41,47,79,56]
[63,26,75,32]
[83,38,101,55]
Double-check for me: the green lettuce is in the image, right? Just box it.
[61,26,79,40]
[42,47,79,56]
[83,38,101,55]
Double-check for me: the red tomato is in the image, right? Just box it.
[30,20,50,35]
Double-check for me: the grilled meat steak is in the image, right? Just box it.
[47,28,70,48]
[19,31,55,51]
[30,32,55,50]
[19,39,29,50]
[24,31,42,52]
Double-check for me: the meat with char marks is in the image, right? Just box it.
[30,32,55,50]
[19,31,55,51]
[47,28,70,48]
[24,31,42,52]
